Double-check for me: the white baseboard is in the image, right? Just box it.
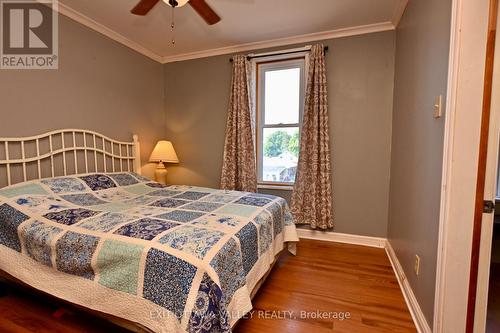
[296,229,386,248]
[385,240,432,333]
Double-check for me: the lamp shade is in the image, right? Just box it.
[149,141,179,163]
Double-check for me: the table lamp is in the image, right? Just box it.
[149,140,179,184]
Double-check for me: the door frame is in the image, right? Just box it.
[433,0,493,331]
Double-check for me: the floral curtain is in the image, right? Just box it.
[291,44,333,229]
[220,55,257,192]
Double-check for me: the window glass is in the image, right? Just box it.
[264,68,301,125]
[261,127,300,183]
[257,58,305,185]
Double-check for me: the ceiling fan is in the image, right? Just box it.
[131,0,221,25]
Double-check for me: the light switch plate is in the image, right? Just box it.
[434,95,443,118]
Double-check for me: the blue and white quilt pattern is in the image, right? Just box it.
[0,173,298,333]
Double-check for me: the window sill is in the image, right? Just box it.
[257,184,294,191]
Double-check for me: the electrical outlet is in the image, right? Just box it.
[434,95,443,118]
[414,255,421,276]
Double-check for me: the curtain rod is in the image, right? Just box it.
[229,46,328,62]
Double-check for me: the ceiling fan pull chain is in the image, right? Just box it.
[171,5,175,45]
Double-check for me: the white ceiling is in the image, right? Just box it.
[57,0,407,63]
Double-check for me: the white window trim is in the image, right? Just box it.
[255,56,306,187]
[257,184,294,191]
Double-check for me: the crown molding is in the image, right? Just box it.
[53,2,163,63]
[392,0,409,27]
[161,21,395,63]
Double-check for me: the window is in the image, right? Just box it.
[256,57,306,186]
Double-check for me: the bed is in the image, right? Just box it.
[0,129,298,333]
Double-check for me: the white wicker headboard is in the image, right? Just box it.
[0,129,141,188]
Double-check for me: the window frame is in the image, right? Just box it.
[255,56,306,187]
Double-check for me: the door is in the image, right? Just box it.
[472,1,500,331]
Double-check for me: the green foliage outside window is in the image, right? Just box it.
[263,129,300,157]
[288,130,300,157]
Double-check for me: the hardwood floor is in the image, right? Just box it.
[234,239,416,333]
[0,287,130,333]
[0,239,415,333]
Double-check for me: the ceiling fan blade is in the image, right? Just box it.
[188,0,221,25]
[131,0,160,15]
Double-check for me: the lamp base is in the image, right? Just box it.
[154,162,168,185]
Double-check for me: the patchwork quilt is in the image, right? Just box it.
[0,172,298,333]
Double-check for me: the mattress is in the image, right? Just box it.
[0,172,298,333]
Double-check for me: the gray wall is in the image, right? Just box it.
[387,0,452,325]
[0,8,455,321]
[0,16,165,178]
[164,31,396,237]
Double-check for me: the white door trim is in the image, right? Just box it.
[433,0,463,329]
[433,0,492,331]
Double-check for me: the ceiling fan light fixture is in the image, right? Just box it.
[163,0,189,7]
[131,0,220,25]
